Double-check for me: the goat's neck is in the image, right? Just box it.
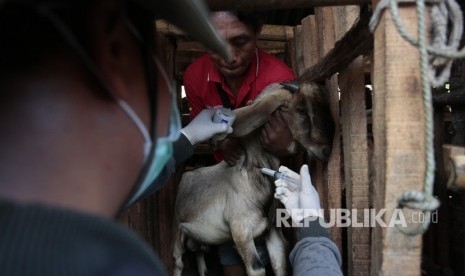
[238,135,280,214]
[241,135,280,172]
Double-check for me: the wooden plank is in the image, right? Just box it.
[177,40,287,54]
[157,20,295,42]
[334,6,360,40]
[154,174,181,275]
[260,25,295,41]
[257,40,288,53]
[300,15,319,70]
[371,4,426,275]
[314,6,343,252]
[300,16,312,71]
[298,6,373,82]
[338,6,371,275]
[206,0,370,11]
[177,41,206,53]
[288,33,298,76]
[294,25,305,76]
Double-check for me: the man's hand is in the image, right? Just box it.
[181,108,233,145]
[260,110,295,156]
[274,165,322,223]
[219,138,244,166]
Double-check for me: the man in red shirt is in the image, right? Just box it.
[183,10,296,276]
[184,11,296,164]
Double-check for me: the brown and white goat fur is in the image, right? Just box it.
[173,82,334,276]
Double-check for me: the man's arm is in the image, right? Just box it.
[290,218,343,276]
[274,165,343,275]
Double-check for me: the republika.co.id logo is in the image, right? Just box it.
[276,208,439,228]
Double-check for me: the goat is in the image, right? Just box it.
[172,81,335,276]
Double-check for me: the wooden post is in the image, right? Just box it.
[300,15,317,70]
[337,6,372,275]
[314,6,343,251]
[371,4,427,275]
[294,25,304,76]
[288,35,297,74]
[298,14,327,224]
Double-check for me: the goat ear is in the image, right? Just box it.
[231,86,293,137]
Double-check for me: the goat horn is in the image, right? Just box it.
[280,81,301,94]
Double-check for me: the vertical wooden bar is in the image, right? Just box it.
[153,33,179,275]
[153,170,184,275]
[300,16,311,70]
[299,14,326,213]
[337,6,372,275]
[371,4,425,275]
[294,25,304,76]
[314,6,343,251]
[285,30,296,72]
[301,15,316,70]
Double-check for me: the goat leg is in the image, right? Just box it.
[230,223,266,276]
[265,228,287,276]
[195,250,207,276]
[172,224,185,276]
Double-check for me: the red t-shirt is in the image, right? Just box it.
[183,48,296,161]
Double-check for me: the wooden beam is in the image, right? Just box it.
[154,34,178,275]
[371,3,427,275]
[156,20,186,36]
[260,25,295,41]
[338,6,372,275]
[298,6,373,82]
[177,41,206,52]
[301,15,319,70]
[176,40,287,54]
[206,0,370,11]
[294,25,305,76]
[157,20,295,41]
[288,33,297,73]
[257,41,288,53]
[314,6,343,252]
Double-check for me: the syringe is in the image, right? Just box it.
[260,167,301,190]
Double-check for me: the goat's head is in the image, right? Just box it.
[231,81,335,161]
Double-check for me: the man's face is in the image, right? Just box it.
[208,12,258,79]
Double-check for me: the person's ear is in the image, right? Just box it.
[89,1,145,100]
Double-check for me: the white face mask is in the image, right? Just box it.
[121,56,182,207]
[39,6,181,209]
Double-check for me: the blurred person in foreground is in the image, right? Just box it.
[0,0,232,275]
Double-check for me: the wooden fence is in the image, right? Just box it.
[120,1,465,275]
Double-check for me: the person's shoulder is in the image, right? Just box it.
[184,53,211,78]
[257,50,296,81]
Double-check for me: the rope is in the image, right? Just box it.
[370,0,465,87]
[369,0,465,235]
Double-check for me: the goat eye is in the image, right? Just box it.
[297,109,307,117]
